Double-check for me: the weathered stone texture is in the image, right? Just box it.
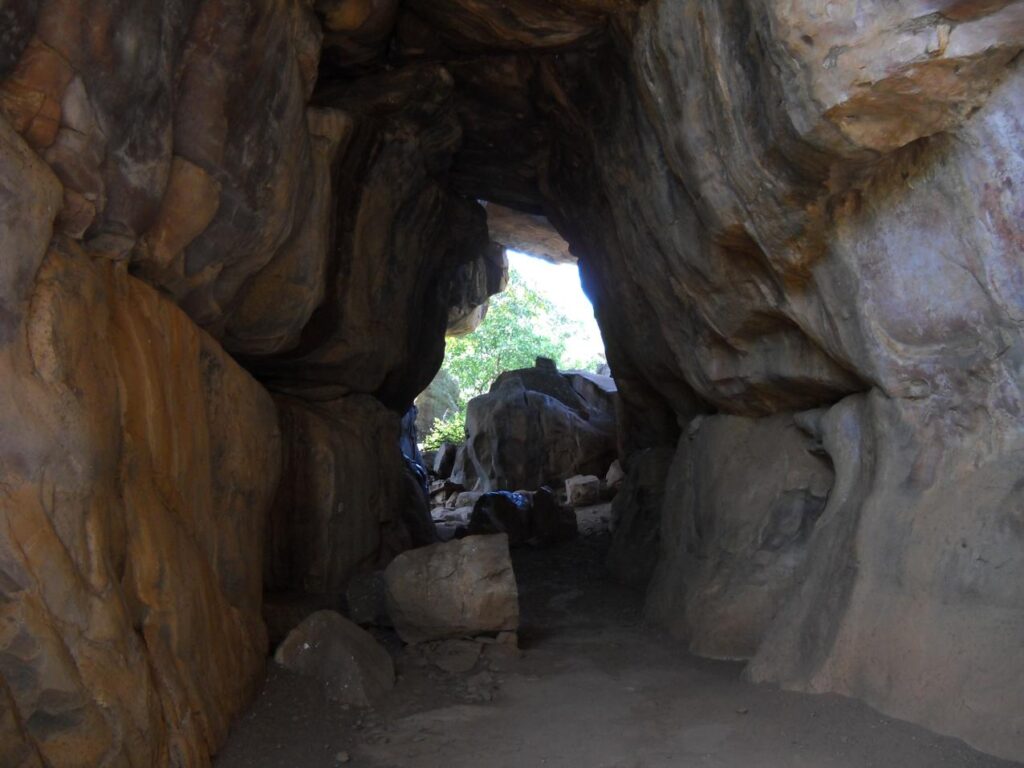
[264,395,420,598]
[2,0,1023,763]
[0,123,280,763]
[645,414,834,661]
[384,535,520,644]
[460,361,618,492]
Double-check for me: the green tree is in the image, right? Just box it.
[423,267,604,450]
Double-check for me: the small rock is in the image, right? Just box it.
[565,474,602,506]
[605,459,626,488]
[274,610,395,707]
[335,751,351,764]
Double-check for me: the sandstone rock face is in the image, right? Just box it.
[461,360,618,492]
[565,475,602,506]
[446,242,509,337]
[0,122,280,764]
[265,395,434,598]
[485,203,575,264]
[384,535,520,644]
[645,415,834,661]
[274,610,395,707]
[748,393,1024,762]
[3,0,1024,763]
[510,3,1024,759]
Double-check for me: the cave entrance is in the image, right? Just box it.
[417,247,608,451]
[416,209,621,545]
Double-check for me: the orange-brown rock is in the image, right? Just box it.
[1,119,280,766]
[265,394,434,599]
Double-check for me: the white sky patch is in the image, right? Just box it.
[507,250,606,366]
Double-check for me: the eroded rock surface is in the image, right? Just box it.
[646,414,834,660]
[384,535,520,644]
[0,124,280,765]
[265,395,433,599]
[2,0,1024,763]
[461,359,618,492]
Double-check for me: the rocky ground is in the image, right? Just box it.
[215,530,1018,768]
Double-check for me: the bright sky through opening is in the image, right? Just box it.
[507,250,606,366]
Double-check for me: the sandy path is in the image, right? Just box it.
[217,536,1020,768]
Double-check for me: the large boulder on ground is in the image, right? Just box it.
[461,359,618,491]
[449,443,480,490]
[646,414,834,660]
[748,393,1024,762]
[384,535,519,643]
[274,611,395,706]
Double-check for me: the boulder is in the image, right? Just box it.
[565,475,602,507]
[422,449,439,471]
[646,414,834,660]
[449,444,481,490]
[384,535,519,643]
[462,360,618,491]
[274,611,395,706]
[433,441,459,479]
[748,393,1024,762]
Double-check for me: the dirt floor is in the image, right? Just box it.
[217,532,1021,768]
